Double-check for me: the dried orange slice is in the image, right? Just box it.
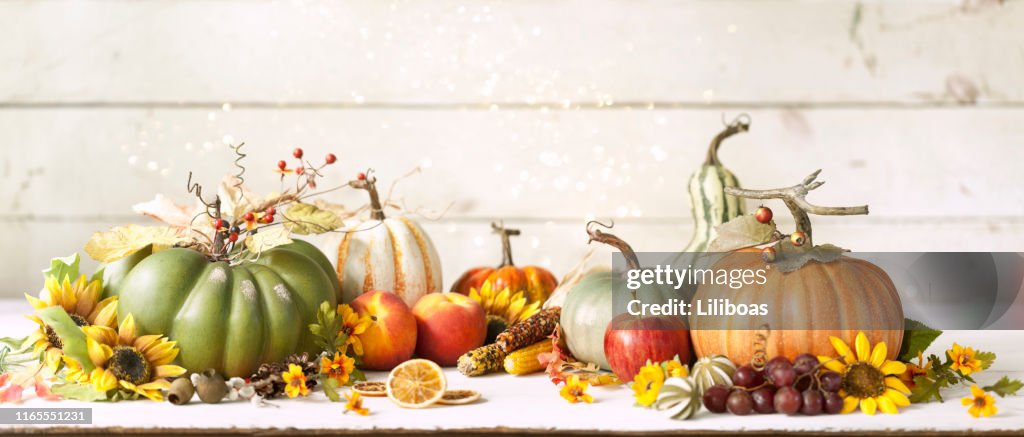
[386,359,447,408]
[438,390,481,405]
[352,381,386,397]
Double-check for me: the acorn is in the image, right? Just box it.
[194,369,229,404]
[167,377,195,405]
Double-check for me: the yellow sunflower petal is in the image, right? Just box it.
[828,336,856,365]
[118,314,137,345]
[961,396,974,406]
[141,339,179,366]
[44,348,64,373]
[854,332,871,362]
[155,365,187,378]
[970,385,985,398]
[876,395,899,414]
[24,293,50,310]
[884,388,911,407]
[885,376,911,394]
[91,369,119,392]
[860,396,877,415]
[968,405,981,418]
[880,360,907,376]
[86,336,112,368]
[841,396,860,414]
[89,297,119,328]
[869,342,888,368]
[83,325,118,347]
[819,356,847,374]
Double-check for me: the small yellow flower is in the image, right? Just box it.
[948,343,983,376]
[819,331,910,415]
[560,375,593,404]
[344,390,370,416]
[282,364,309,398]
[320,352,356,386]
[631,362,665,407]
[337,304,372,356]
[962,385,997,418]
[665,359,689,378]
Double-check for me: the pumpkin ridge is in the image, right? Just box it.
[336,231,354,295]
[382,219,407,298]
[399,217,437,294]
[171,262,233,375]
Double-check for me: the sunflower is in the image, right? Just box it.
[63,314,185,401]
[468,280,540,324]
[818,331,911,415]
[337,304,371,356]
[962,385,997,418]
[948,343,983,376]
[25,275,118,372]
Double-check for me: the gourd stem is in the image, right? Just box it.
[211,197,225,256]
[585,220,641,271]
[492,221,520,267]
[725,170,869,246]
[349,169,385,220]
[704,114,751,166]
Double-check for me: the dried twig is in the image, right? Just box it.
[725,170,868,245]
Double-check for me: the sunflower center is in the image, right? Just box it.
[843,363,887,398]
[109,346,152,386]
[974,397,987,408]
[43,315,89,350]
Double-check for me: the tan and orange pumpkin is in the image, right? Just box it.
[451,222,557,304]
[689,171,904,365]
[322,173,442,307]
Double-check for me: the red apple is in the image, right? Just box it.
[411,293,487,366]
[350,290,418,371]
[604,314,691,382]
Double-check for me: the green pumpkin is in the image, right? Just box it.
[101,239,339,377]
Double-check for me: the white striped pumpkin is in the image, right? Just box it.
[683,119,749,252]
[324,216,442,306]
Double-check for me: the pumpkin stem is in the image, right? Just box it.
[704,114,751,166]
[349,169,385,220]
[585,220,641,271]
[492,221,520,267]
[725,170,869,246]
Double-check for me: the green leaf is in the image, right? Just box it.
[0,336,32,355]
[50,383,109,402]
[321,377,342,403]
[909,375,944,403]
[898,319,943,362]
[43,254,80,282]
[36,306,93,372]
[983,376,1024,397]
[706,215,776,252]
[309,301,342,356]
[283,202,342,235]
[976,351,996,371]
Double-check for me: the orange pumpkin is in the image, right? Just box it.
[451,222,557,304]
[690,171,904,365]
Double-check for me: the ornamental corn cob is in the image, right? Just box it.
[503,340,552,375]
[495,307,560,353]
[457,343,507,377]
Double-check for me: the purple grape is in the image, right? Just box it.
[727,390,754,415]
[774,386,802,415]
[793,353,818,376]
[702,385,730,414]
[801,390,824,415]
[733,365,765,388]
[820,371,842,393]
[823,392,844,414]
[765,356,791,374]
[768,361,796,387]
[751,387,776,414]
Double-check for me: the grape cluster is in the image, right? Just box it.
[702,354,844,416]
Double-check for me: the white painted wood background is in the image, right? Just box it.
[2,0,1024,304]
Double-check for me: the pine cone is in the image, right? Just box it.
[249,352,320,399]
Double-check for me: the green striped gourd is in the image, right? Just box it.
[690,354,736,394]
[655,377,701,420]
[683,118,750,252]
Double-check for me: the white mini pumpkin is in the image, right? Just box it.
[322,173,442,306]
[655,377,701,420]
[690,354,736,394]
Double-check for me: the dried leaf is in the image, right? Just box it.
[771,241,848,273]
[84,225,189,262]
[313,199,352,220]
[132,194,198,228]
[283,202,342,235]
[219,176,261,220]
[706,215,777,252]
[245,227,292,254]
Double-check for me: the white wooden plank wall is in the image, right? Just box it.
[2,0,1023,299]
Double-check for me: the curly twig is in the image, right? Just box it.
[585,220,640,271]
[230,142,247,197]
